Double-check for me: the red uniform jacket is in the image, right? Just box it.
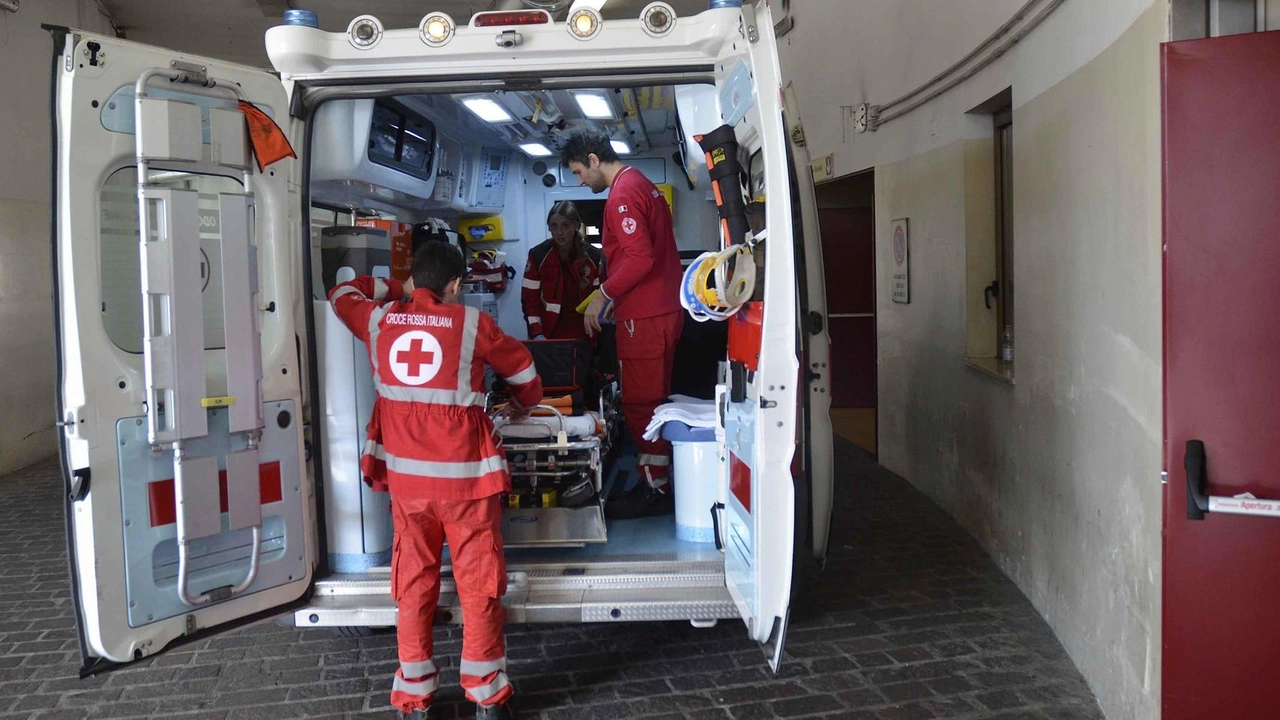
[600,166,683,321]
[521,239,605,339]
[329,277,543,500]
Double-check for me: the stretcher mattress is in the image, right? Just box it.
[494,411,602,440]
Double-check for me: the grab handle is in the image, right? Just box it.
[1184,439,1280,520]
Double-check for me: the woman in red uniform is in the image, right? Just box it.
[521,201,605,341]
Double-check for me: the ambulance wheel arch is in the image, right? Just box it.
[52,29,312,668]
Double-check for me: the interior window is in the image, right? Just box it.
[99,167,244,353]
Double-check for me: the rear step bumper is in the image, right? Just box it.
[293,559,738,627]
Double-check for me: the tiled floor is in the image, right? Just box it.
[0,439,1101,719]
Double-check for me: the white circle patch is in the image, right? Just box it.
[621,217,638,234]
[388,331,443,386]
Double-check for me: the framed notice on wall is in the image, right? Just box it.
[891,218,910,303]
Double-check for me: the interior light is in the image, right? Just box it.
[574,92,615,119]
[419,12,455,46]
[640,2,677,37]
[462,97,515,124]
[611,139,631,155]
[518,142,554,157]
[347,15,383,49]
[568,8,602,40]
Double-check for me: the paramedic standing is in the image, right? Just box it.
[329,241,540,720]
[562,131,684,519]
[522,201,605,341]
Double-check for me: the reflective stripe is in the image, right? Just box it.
[376,382,485,407]
[373,277,390,301]
[368,304,391,379]
[592,278,601,287]
[527,316,543,325]
[460,657,507,677]
[504,364,537,387]
[638,454,671,467]
[457,306,480,394]
[522,278,541,290]
[467,673,512,704]
[401,659,438,678]
[544,302,562,313]
[392,673,440,697]
[330,284,363,302]
[371,444,508,479]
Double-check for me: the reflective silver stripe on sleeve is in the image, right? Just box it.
[460,657,507,677]
[367,304,391,378]
[504,364,537,387]
[373,278,390,301]
[527,316,542,325]
[392,673,440,697]
[544,302,562,313]
[372,445,508,479]
[457,306,480,394]
[376,383,485,407]
[401,659,438,678]
[522,278,541,290]
[466,673,512,704]
[330,284,363,302]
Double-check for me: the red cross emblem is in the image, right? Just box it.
[388,331,443,386]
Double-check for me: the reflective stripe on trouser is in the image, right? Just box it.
[390,659,440,713]
[617,311,684,489]
[390,494,510,712]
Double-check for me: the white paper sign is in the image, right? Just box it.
[891,218,910,304]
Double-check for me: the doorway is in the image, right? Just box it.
[817,170,876,454]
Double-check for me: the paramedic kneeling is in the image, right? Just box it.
[562,131,684,519]
[328,241,541,720]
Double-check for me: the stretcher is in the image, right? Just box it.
[487,380,621,547]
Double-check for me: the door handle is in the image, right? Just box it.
[1184,439,1280,520]
[984,280,1000,310]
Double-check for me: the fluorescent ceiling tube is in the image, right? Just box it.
[519,142,554,157]
[573,92,615,119]
[462,97,514,123]
[610,139,631,155]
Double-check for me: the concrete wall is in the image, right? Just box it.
[0,1,114,474]
[780,2,1168,718]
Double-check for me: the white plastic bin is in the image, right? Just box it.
[662,421,719,543]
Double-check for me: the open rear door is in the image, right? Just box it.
[710,1,809,670]
[51,29,311,670]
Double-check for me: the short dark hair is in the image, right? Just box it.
[411,240,466,295]
[560,130,619,166]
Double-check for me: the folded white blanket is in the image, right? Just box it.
[494,412,601,440]
[642,398,717,442]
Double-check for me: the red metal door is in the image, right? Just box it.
[1163,30,1280,720]
[818,207,876,408]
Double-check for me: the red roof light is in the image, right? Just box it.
[472,10,552,27]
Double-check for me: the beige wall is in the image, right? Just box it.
[781,1,1168,718]
[0,1,114,474]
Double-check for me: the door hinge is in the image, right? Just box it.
[742,3,759,43]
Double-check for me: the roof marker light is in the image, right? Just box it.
[420,12,456,47]
[641,2,677,37]
[462,97,516,124]
[347,15,383,49]
[568,8,602,40]
[472,10,552,27]
[519,142,555,157]
[573,92,615,120]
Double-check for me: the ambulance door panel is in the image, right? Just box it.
[713,2,799,668]
[53,30,310,669]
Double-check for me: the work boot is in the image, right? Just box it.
[605,481,674,519]
[475,699,516,720]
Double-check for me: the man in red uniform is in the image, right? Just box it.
[329,241,541,720]
[562,131,684,518]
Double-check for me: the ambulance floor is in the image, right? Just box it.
[0,439,1103,720]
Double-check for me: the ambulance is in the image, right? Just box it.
[49,0,833,675]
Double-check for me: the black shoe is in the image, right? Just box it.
[605,481,674,519]
[476,700,516,720]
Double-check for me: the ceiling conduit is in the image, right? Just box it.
[861,0,1067,131]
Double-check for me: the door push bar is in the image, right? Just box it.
[1185,440,1280,520]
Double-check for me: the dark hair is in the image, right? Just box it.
[560,130,619,166]
[547,201,584,242]
[411,240,466,295]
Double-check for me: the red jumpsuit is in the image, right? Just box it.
[521,239,605,341]
[600,166,685,488]
[329,277,542,714]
